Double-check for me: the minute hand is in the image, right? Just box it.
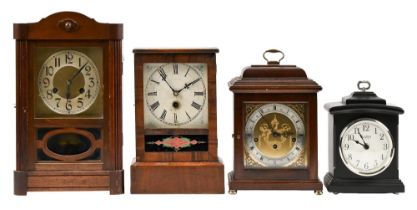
[69,62,89,82]
[178,78,201,93]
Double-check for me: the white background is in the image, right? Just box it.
[0,0,415,209]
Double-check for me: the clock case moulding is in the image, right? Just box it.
[324,86,404,193]
[131,49,224,194]
[14,12,123,195]
[228,50,323,193]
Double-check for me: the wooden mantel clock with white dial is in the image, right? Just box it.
[131,49,224,194]
[14,12,123,195]
[228,49,323,194]
[324,81,404,193]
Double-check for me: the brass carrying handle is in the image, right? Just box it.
[263,49,285,64]
[357,80,371,92]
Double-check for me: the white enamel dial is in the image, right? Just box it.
[38,50,100,115]
[144,63,208,128]
[339,119,394,177]
[244,103,305,168]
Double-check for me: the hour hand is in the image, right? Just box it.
[65,80,71,99]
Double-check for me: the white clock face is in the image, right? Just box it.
[38,50,100,115]
[143,63,208,128]
[339,119,394,177]
[244,103,305,168]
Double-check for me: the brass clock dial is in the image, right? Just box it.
[143,63,208,128]
[38,50,100,115]
[244,103,305,168]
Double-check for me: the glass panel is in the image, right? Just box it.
[47,133,91,155]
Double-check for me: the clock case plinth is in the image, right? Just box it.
[131,49,224,194]
[14,12,123,195]
[228,57,323,193]
[324,90,404,193]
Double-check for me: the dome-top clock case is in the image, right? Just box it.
[324,81,404,193]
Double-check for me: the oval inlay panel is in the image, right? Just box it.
[47,133,91,155]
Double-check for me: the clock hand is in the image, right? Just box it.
[65,62,89,100]
[176,77,202,94]
[357,130,370,149]
[348,136,369,150]
[158,69,179,96]
[69,62,89,83]
[258,111,280,137]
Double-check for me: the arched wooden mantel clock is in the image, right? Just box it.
[14,12,123,195]
[228,49,323,194]
[324,81,404,193]
[131,49,224,194]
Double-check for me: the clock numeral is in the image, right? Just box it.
[66,100,72,111]
[150,79,160,85]
[381,154,385,160]
[356,160,360,167]
[46,90,53,99]
[173,64,178,75]
[354,127,360,134]
[77,98,84,108]
[147,91,157,96]
[363,124,370,132]
[85,89,92,99]
[343,143,350,150]
[380,133,385,140]
[45,66,54,76]
[160,109,167,120]
[194,91,204,96]
[375,127,378,134]
[273,105,277,110]
[185,111,191,121]
[364,162,369,169]
[65,52,74,64]
[54,57,61,68]
[347,134,355,140]
[55,98,61,108]
[88,77,95,87]
[191,101,201,110]
[383,143,388,150]
[347,153,353,160]
[42,77,50,88]
[158,67,167,80]
[250,146,254,150]
[174,113,178,123]
[374,160,379,167]
[84,65,92,76]
[184,66,191,77]
[259,156,264,161]
[150,101,160,111]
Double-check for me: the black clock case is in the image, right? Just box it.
[324,91,404,193]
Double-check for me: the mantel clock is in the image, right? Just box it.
[14,12,123,195]
[131,49,224,193]
[324,81,404,193]
[228,49,323,194]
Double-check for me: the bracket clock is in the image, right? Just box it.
[324,81,404,193]
[131,49,224,193]
[228,49,323,194]
[14,12,123,195]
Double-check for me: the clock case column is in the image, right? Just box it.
[228,51,323,193]
[14,12,123,195]
[131,49,224,194]
[324,90,404,193]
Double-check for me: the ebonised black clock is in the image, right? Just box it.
[324,81,404,193]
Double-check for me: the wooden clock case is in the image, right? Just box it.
[131,49,224,194]
[228,50,323,194]
[14,12,123,195]
[324,85,404,193]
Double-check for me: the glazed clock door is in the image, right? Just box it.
[143,62,209,153]
[33,45,104,163]
[143,63,208,128]
[244,103,307,169]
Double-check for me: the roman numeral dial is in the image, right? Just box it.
[144,63,208,127]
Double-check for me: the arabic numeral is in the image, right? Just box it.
[45,66,54,76]
[46,90,53,99]
[66,100,72,111]
[55,98,61,107]
[89,77,95,87]
[77,98,84,108]
[85,89,92,99]
[380,133,385,140]
[42,77,50,88]
[85,65,91,76]
[65,52,74,64]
